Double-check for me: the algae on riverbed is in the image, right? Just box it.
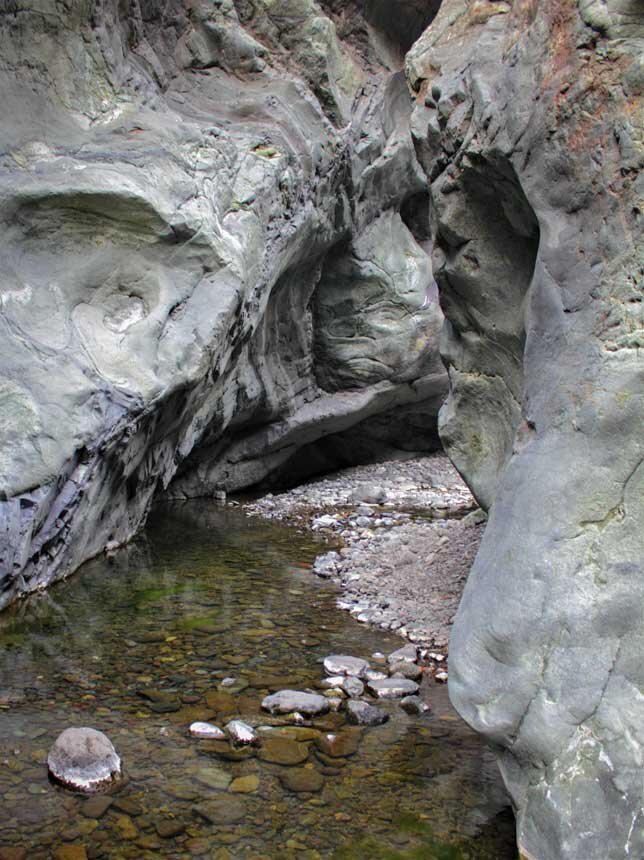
[0,504,515,859]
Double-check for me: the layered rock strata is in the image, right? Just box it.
[407,2,644,858]
[0,0,446,607]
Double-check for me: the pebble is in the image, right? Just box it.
[225,720,259,746]
[80,796,113,819]
[229,774,259,793]
[400,696,431,715]
[262,690,329,716]
[323,655,369,678]
[387,645,419,665]
[367,678,420,699]
[189,722,226,740]
[280,768,324,793]
[258,736,309,766]
[315,730,362,758]
[346,700,389,727]
[193,797,246,825]
[155,820,185,839]
[389,661,422,680]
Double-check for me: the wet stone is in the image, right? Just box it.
[155,819,185,838]
[280,768,324,793]
[47,728,122,794]
[194,765,232,791]
[367,678,420,699]
[387,645,419,665]
[80,796,113,819]
[257,736,309,766]
[323,655,369,678]
[189,721,226,740]
[229,774,260,793]
[389,661,423,681]
[225,720,258,746]
[261,691,329,716]
[400,696,431,715]
[53,848,88,860]
[346,700,389,727]
[0,849,28,860]
[315,730,362,758]
[193,796,246,825]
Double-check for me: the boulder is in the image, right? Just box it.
[47,728,121,794]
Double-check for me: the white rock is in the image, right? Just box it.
[189,722,226,740]
[367,678,420,699]
[261,690,330,716]
[323,655,369,678]
[47,727,121,794]
[225,720,258,746]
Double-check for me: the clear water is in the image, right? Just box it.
[0,504,517,859]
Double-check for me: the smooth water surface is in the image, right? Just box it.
[0,504,516,859]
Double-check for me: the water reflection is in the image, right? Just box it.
[0,503,516,859]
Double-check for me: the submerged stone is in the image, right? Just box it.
[47,728,121,794]
[280,768,324,793]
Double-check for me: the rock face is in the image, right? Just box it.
[407,2,643,858]
[47,727,122,794]
[0,0,446,608]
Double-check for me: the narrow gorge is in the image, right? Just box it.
[0,1,642,859]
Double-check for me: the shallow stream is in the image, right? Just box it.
[0,504,516,859]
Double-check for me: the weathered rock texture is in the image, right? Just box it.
[407,2,643,858]
[0,0,446,607]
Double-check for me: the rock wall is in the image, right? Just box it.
[407,1,644,858]
[0,0,446,607]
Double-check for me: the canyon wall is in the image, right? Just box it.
[0,0,445,607]
[407,1,643,857]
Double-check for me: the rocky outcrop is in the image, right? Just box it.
[0,1,446,607]
[408,2,643,858]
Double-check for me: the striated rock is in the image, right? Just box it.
[0,0,446,609]
[407,2,644,858]
[47,728,121,794]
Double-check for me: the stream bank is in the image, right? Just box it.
[244,453,484,661]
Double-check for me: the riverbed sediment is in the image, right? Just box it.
[243,454,485,660]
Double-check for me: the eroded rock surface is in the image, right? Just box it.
[0,0,446,607]
[408,2,643,858]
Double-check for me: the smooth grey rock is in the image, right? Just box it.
[323,655,369,678]
[367,678,419,699]
[389,661,422,681]
[225,720,258,746]
[0,0,447,609]
[387,644,418,665]
[408,2,644,858]
[189,722,226,740]
[261,690,329,716]
[346,699,389,726]
[47,727,122,794]
[400,696,430,716]
[340,676,365,699]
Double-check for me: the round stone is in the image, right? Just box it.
[47,728,121,794]
[323,655,369,678]
[280,768,324,793]
[257,736,309,766]
[189,722,226,740]
[261,690,329,716]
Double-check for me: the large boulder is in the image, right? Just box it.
[407,2,644,858]
[47,727,122,794]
